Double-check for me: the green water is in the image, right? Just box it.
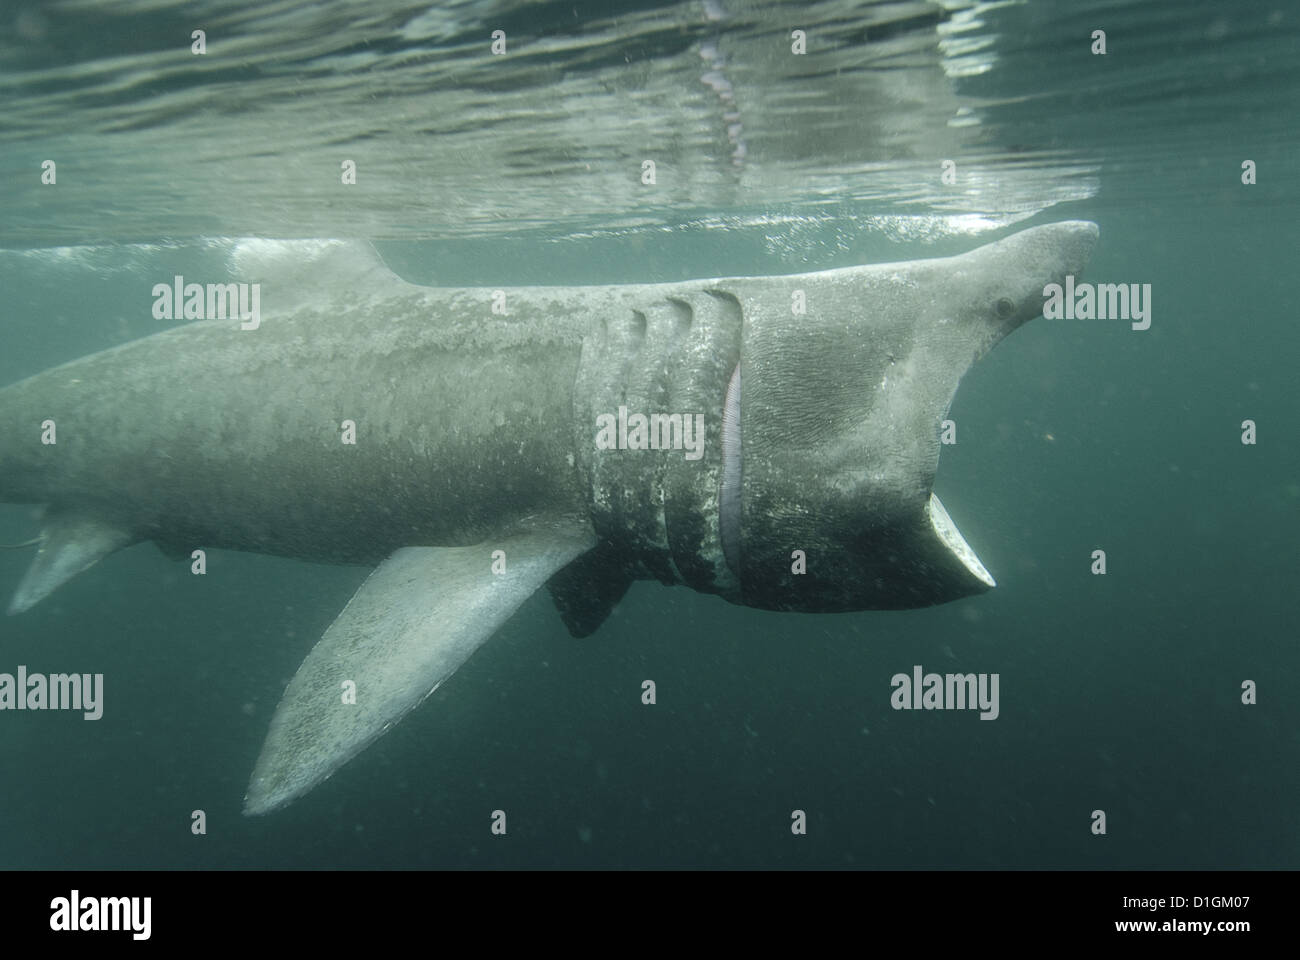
[0,0,1296,867]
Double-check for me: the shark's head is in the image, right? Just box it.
[568,221,1097,615]
[724,220,1099,611]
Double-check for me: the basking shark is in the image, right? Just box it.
[0,221,1098,813]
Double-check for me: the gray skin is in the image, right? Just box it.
[0,221,1098,812]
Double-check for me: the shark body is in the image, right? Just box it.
[0,221,1098,813]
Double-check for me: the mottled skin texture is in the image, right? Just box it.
[1,285,591,562]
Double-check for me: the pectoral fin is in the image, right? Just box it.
[243,523,596,815]
[7,511,134,615]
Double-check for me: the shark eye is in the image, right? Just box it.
[995,297,1016,319]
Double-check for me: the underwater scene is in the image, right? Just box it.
[0,0,1296,871]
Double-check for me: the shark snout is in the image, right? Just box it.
[999,219,1099,280]
[1055,220,1100,276]
[987,219,1099,337]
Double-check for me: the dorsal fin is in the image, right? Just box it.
[225,239,408,313]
